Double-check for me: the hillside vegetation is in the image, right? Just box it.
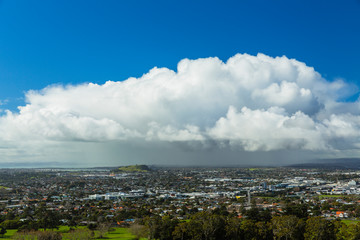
[114,165,151,173]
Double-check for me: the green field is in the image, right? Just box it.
[341,219,360,225]
[100,227,145,240]
[319,194,344,199]
[0,229,16,239]
[0,227,144,240]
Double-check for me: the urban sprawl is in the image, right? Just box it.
[1,166,360,239]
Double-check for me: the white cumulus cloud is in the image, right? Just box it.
[0,53,359,165]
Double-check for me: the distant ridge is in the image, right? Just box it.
[287,158,360,169]
[113,164,151,173]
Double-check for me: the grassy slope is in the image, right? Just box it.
[0,229,16,239]
[341,219,360,225]
[101,227,145,239]
[318,194,344,199]
[116,165,150,173]
[0,227,144,240]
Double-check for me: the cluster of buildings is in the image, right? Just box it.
[1,167,360,223]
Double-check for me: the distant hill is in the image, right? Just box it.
[287,158,360,169]
[113,165,151,173]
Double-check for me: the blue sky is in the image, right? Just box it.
[0,0,360,167]
[1,0,359,110]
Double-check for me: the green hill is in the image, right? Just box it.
[114,165,151,173]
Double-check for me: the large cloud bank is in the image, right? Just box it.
[1,53,360,164]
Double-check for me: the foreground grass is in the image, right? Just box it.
[341,219,360,225]
[0,229,17,239]
[99,227,144,240]
[0,227,144,240]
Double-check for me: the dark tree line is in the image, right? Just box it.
[131,210,360,240]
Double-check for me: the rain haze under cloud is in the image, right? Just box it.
[0,53,359,167]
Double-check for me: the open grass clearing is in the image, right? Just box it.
[341,219,360,225]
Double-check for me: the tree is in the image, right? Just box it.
[173,222,190,240]
[96,222,111,239]
[255,221,273,240]
[312,205,321,216]
[225,217,243,240]
[130,224,149,240]
[321,201,330,211]
[17,220,39,232]
[212,205,229,216]
[145,215,162,240]
[354,206,360,217]
[271,215,302,240]
[347,222,360,240]
[260,209,272,222]
[0,227,6,237]
[36,231,62,240]
[189,212,226,240]
[240,219,257,240]
[304,217,335,240]
[0,219,22,229]
[245,207,261,222]
[87,222,97,230]
[158,216,179,240]
[35,204,60,230]
[284,203,308,219]
[335,221,350,240]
